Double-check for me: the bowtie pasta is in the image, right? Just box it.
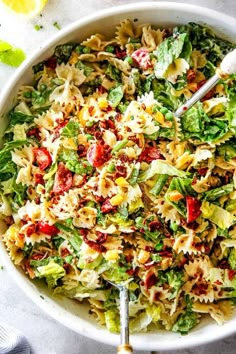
[1,20,236,334]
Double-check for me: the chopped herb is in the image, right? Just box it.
[53,21,61,30]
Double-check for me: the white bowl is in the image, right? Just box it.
[0,2,236,351]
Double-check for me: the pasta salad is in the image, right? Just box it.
[1,19,236,334]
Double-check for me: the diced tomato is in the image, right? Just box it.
[186,196,201,223]
[197,167,208,176]
[87,143,111,168]
[138,147,164,163]
[33,148,52,171]
[37,221,59,236]
[228,269,236,281]
[53,162,73,194]
[101,199,117,214]
[131,48,152,69]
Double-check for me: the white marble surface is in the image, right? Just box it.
[0,1,236,353]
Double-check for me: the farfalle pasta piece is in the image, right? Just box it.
[173,231,203,255]
[141,26,165,51]
[73,207,97,229]
[192,301,234,325]
[115,19,144,47]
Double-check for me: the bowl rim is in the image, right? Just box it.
[1,1,236,351]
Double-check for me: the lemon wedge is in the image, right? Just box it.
[0,0,48,16]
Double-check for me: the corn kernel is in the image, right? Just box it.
[110,194,124,206]
[98,97,108,110]
[115,177,129,187]
[78,106,88,127]
[137,250,150,264]
[154,111,165,124]
[104,250,120,262]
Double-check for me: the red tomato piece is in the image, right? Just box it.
[37,221,59,236]
[53,162,73,194]
[186,196,201,223]
[138,147,164,163]
[33,148,52,171]
[131,48,152,69]
[87,143,111,168]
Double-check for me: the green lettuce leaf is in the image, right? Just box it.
[201,201,235,229]
[155,33,191,78]
[138,160,186,182]
[37,260,66,288]
[172,311,198,334]
[108,85,123,107]
[203,183,234,201]
[61,121,80,137]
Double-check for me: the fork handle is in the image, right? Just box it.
[117,344,133,353]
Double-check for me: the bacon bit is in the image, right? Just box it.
[103,105,113,113]
[101,199,117,214]
[87,143,111,167]
[25,224,36,237]
[159,251,172,257]
[197,167,208,176]
[114,165,127,178]
[53,162,73,194]
[63,263,72,273]
[192,282,208,296]
[81,229,107,253]
[149,220,162,232]
[126,268,137,276]
[145,246,155,252]
[197,80,216,101]
[77,144,86,157]
[115,112,122,121]
[218,259,229,269]
[45,57,57,70]
[228,269,236,280]
[31,253,45,260]
[61,248,70,257]
[34,173,45,185]
[214,280,223,285]
[115,47,126,59]
[183,106,187,111]
[27,128,40,139]
[98,85,107,94]
[95,231,108,244]
[145,272,158,289]
[88,106,95,116]
[178,256,188,267]
[187,69,196,82]
[24,260,35,279]
[138,146,164,163]
[4,216,14,226]
[119,154,130,163]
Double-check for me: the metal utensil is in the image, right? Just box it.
[175,48,236,118]
[106,280,133,354]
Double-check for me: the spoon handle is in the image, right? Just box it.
[120,286,130,346]
[117,344,133,353]
[174,73,220,118]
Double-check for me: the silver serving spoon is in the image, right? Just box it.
[175,48,236,118]
[106,280,133,354]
